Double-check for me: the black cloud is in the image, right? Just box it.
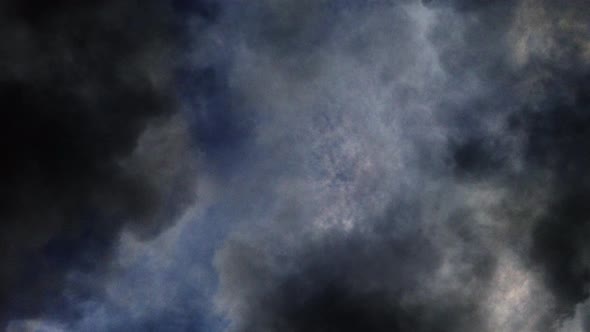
[217,200,498,332]
[446,1,590,325]
[521,73,590,317]
[0,0,200,324]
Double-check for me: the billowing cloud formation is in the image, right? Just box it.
[212,1,590,331]
[4,0,590,331]
[0,0,200,326]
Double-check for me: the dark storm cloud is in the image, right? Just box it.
[11,0,588,330]
[515,73,590,317]
[0,0,202,325]
[446,0,590,322]
[216,199,499,332]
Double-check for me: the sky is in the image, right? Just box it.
[1,0,590,331]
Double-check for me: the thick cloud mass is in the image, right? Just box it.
[5,0,590,331]
[0,0,199,325]
[216,203,492,332]
[212,1,590,332]
[521,77,590,314]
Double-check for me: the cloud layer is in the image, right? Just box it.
[3,1,590,331]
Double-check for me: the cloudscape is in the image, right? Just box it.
[2,1,590,331]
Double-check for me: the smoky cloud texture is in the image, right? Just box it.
[0,0,200,325]
[5,0,590,331]
[213,1,590,331]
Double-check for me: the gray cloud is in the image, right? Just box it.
[5,0,590,331]
[212,1,590,331]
